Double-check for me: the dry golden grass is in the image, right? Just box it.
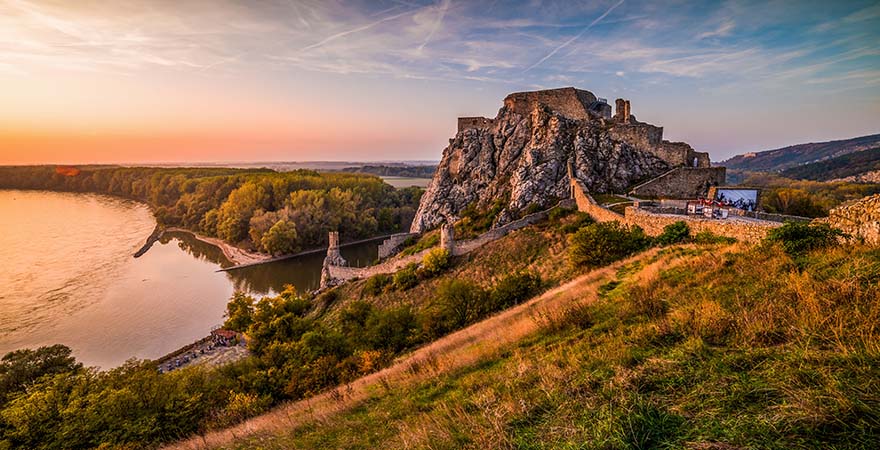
[164,248,673,450]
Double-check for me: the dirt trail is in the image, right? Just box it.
[165,248,670,450]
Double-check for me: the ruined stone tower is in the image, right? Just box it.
[440,223,455,254]
[325,231,346,266]
[615,98,631,123]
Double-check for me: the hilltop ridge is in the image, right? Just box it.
[723,133,880,172]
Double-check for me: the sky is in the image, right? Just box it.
[0,0,878,165]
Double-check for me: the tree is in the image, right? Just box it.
[432,280,489,330]
[0,345,81,406]
[568,221,651,268]
[224,292,256,332]
[261,219,299,256]
[216,182,270,243]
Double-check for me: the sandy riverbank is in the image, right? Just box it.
[164,227,270,266]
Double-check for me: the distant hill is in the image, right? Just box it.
[780,146,880,182]
[722,134,880,172]
[339,164,436,178]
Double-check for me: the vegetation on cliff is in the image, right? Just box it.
[0,166,421,254]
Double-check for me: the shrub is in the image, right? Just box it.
[457,198,507,237]
[568,221,651,268]
[766,222,842,256]
[693,230,736,245]
[489,272,541,311]
[421,248,451,277]
[431,280,489,331]
[548,206,575,222]
[362,274,391,297]
[655,221,690,246]
[524,203,544,215]
[401,233,439,256]
[392,263,419,291]
[559,212,595,234]
[365,306,418,353]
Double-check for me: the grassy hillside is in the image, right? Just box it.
[177,231,880,449]
[723,133,880,172]
[780,146,880,181]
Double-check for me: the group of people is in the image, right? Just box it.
[157,330,241,373]
[714,193,757,211]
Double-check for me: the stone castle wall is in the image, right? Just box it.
[570,178,776,243]
[624,207,780,243]
[817,194,880,246]
[609,123,664,154]
[457,117,495,133]
[503,87,597,120]
[378,232,419,259]
[629,167,726,199]
[656,141,711,168]
[571,179,625,222]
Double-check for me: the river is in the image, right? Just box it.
[0,190,380,368]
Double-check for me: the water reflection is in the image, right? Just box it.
[166,231,382,296]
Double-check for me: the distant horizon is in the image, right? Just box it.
[2,0,878,165]
[3,130,879,167]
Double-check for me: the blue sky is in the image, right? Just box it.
[1,0,878,163]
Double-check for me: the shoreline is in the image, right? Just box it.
[163,227,270,266]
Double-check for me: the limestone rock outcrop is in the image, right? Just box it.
[411,87,710,232]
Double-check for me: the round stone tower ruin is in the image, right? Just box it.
[440,223,455,254]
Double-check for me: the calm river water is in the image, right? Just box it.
[0,190,379,368]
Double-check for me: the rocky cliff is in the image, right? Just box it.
[411,87,704,232]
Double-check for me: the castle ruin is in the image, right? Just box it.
[456,88,715,174]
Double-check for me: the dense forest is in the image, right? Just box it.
[0,166,422,255]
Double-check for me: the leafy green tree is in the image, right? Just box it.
[362,274,391,297]
[0,345,81,406]
[568,221,651,268]
[432,279,489,331]
[365,306,418,353]
[489,272,541,311]
[224,292,256,332]
[216,182,270,243]
[762,188,827,217]
[261,219,299,256]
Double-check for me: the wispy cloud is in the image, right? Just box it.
[301,8,419,52]
[697,19,734,40]
[524,0,625,72]
[417,0,451,52]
